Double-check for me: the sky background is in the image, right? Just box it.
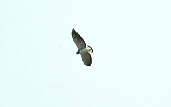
[0,0,171,107]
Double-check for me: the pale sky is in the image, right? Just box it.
[0,0,171,107]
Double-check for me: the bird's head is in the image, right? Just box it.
[87,45,93,53]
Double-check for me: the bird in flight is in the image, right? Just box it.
[72,28,93,66]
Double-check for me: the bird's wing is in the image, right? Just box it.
[72,29,86,49]
[80,52,92,66]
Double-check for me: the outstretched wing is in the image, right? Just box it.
[80,52,92,66]
[72,28,86,49]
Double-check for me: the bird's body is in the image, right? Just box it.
[79,48,89,54]
[71,28,93,66]
[78,46,93,54]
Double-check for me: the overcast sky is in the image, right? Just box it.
[0,0,171,107]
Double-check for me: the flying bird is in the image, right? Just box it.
[72,28,93,66]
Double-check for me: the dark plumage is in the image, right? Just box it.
[71,28,93,66]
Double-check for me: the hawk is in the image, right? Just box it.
[72,28,93,66]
